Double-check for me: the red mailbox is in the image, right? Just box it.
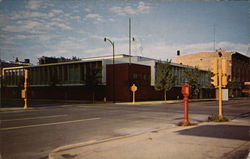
[182,83,190,97]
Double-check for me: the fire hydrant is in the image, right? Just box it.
[181,83,191,126]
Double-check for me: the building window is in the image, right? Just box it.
[133,73,138,79]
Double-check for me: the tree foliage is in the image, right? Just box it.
[228,78,242,97]
[85,66,102,103]
[155,61,175,100]
[184,67,201,98]
[38,56,81,64]
[228,78,242,91]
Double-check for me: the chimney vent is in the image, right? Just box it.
[177,50,180,56]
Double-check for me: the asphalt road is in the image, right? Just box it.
[0,98,249,159]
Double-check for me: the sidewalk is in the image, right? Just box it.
[49,118,250,159]
[116,98,216,105]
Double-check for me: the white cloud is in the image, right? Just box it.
[10,11,48,20]
[85,13,103,22]
[86,13,100,19]
[89,34,103,40]
[84,8,91,12]
[2,19,72,33]
[2,21,45,33]
[124,6,136,15]
[40,38,87,58]
[51,9,63,15]
[138,1,150,12]
[109,1,150,16]
[109,7,125,16]
[48,22,72,30]
[141,41,249,61]
[70,16,81,21]
[215,41,248,53]
[85,47,108,55]
[15,35,30,40]
[26,0,43,10]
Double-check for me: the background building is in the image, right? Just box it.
[176,50,250,96]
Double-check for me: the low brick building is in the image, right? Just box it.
[2,55,213,102]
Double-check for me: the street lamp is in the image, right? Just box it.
[104,37,115,103]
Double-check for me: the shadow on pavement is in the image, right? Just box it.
[176,124,250,141]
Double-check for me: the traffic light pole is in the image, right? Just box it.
[211,53,228,121]
[218,57,223,120]
[23,69,28,110]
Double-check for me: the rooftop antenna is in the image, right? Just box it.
[247,26,250,57]
[213,24,216,51]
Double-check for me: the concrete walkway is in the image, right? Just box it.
[49,118,250,159]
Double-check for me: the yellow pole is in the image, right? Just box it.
[23,69,28,110]
[133,91,135,104]
[218,57,223,120]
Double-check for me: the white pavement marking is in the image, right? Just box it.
[0,118,101,131]
[1,114,68,122]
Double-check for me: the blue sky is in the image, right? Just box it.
[0,0,249,64]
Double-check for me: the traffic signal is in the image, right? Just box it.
[221,58,228,87]
[211,58,218,87]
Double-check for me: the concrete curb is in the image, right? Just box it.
[48,124,178,159]
[0,107,35,112]
[48,134,145,159]
[116,98,216,105]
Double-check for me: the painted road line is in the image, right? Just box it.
[1,114,68,122]
[0,118,101,131]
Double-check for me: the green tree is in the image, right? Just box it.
[85,66,102,103]
[228,78,242,97]
[184,67,201,98]
[155,61,175,100]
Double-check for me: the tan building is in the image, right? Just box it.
[176,50,232,76]
[175,50,250,97]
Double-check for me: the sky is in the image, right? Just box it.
[0,0,249,64]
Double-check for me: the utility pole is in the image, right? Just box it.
[129,18,131,64]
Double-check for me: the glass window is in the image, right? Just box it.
[133,73,138,79]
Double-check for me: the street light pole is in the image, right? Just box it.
[104,37,115,103]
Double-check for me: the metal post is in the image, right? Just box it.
[129,18,131,64]
[133,91,135,104]
[23,69,28,110]
[112,42,115,103]
[104,37,116,103]
[218,57,223,120]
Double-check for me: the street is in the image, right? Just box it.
[0,98,249,159]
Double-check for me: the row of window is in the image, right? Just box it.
[156,64,210,87]
[3,61,210,88]
[3,61,102,86]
